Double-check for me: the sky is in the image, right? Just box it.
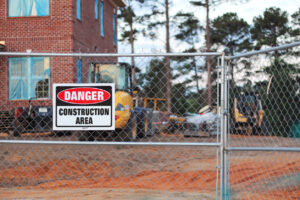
[118,0,300,53]
[117,0,300,90]
[188,0,299,23]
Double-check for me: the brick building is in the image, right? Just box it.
[0,0,125,109]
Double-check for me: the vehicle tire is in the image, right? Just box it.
[252,126,260,135]
[12,119,23,137]
[137,114,152,138]
[53,131,64,137]
[94,131,114,141]
[52,131,73,137]
[230,121,237,134]
[78,131,95,141]
[13,128,22,137]
[65,131,73,136]
[246,125,253,135]
[261,120,269,136]
[118,114,137,141]
[165,123,176,134]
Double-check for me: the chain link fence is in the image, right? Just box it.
[0,42,299,199]
[0,52,223,199]
[224,42,300,199]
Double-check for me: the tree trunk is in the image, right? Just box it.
[129,22,136,87]
[205,0,212,105]
[230,45,234,88]
[165,0,171,113]
[193,55,200,93]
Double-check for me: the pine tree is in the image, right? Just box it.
[173,12,203,92]
[140,0,172,112]
[251,7,290,49]
[118,0,145,86]
[211,12,251,86]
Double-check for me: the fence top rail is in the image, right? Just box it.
[0,140,221,146]
[226,147,300,152]
[0,51,223,57]
[228,40,300,60]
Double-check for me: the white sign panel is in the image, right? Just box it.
[53,84,115,130]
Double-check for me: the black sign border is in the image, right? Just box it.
[53,83,115,130]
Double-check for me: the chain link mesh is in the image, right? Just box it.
[0,53,221,199]
[1,44,299,199]
[226,44,300,199]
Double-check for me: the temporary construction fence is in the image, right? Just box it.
[0,41,299,199]
[0,51,223,199]
[223,41,300,199]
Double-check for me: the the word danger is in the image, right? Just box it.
[57,88,110,104]
[65,91,104,101]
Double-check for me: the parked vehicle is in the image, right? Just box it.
[183,104,219,137]
[232,92,267,135]
[0,110,14,134]
[165,114,186,134]
[12,99,68,137]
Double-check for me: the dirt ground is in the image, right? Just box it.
[0,132,299,199]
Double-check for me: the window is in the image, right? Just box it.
[100,1,104,36]
[95,0,99,19]
[113,13,117,45]
[9,57,50,100]
[77,0,81,20]
[88,64,130,90]
[8,0,49,17]
[77,59,82,83]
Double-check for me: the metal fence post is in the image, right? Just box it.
[220,52,226,200]
[224,59,230,200]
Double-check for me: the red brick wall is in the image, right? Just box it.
[0,0,119,109]
[73,0,117,53]
[0,0,73,52]
[73,0,118,83]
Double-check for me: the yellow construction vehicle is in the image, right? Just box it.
[78,63,152,141]
[232,92,265,135]
[143,98,170,134]
[143,97,186,134]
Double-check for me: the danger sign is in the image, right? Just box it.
[53,84,115,130]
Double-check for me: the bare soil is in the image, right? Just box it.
[0,132,299,199]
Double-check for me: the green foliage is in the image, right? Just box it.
[139,0,168,40]
[174,12,202,45]
[140,59,167,99]
[118,0,144,43]
[119,30,139,43]
[211,12,251,55]
[262,58,300,136]
[290,8,300,41]
[171,83,188,115]
[251,7,290,49]
[190,0,223,8]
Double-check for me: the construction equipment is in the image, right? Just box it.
[144,98,169,134]
[165,114,186,134]
[0,110,14,134]
[232,92,265,135]
[79,63,152,141]
[183,104,219,137]
[11,98,70,137]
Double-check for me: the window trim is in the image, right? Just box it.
[8,57,51,100]
[77,59,82,83]
[113,12,117,45]
[95,0,99,19]
[77,0,81,20]
[100,1,104,37]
